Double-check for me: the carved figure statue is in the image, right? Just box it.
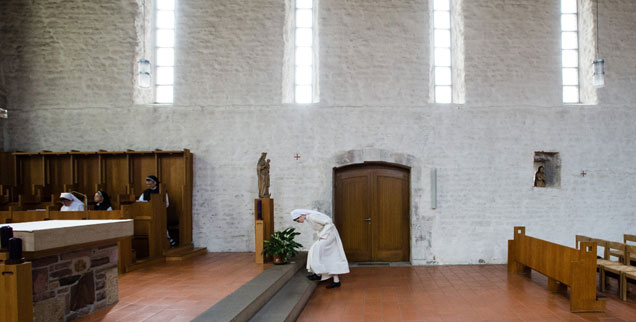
[257,152,271,198]
[534,165,546,187]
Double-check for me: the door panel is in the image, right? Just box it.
[335,170,371,262]
[374,170,410,261]
[335,164,410,262]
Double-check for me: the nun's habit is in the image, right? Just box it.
[95,190,113,211]
[291,209,349,280]
[60,192,85,211]
[138,175,170,207]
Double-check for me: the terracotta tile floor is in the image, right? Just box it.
[298,265,636,322]
[78,252,270,322]
[79,255,636,322]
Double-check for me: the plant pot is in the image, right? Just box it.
[272,254,286,265]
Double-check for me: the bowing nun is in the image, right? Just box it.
[291,209,349,289]
[59,192,85,211]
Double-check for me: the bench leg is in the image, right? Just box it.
[548,278,566,293]
[599,267,606,292]
[620,273,627,301]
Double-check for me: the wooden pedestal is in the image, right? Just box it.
[0,261,34,322]
[255,198,274,263]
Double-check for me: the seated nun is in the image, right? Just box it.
[138,175,169,207]
[94,190,113,211]
[138,175,175,247]
[60,192,85,211]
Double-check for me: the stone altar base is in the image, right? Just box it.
[31,244,119,322]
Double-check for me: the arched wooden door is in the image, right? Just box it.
[334,163,410,262]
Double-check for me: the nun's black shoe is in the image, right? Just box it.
[307,274,321,281]
[326,282,341,289]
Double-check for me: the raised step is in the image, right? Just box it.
[249,269,317,322]
[192,253,307,322]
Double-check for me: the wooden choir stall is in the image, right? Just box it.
[0,149,206,273]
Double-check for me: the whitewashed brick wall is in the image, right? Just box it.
[1,0,636,264]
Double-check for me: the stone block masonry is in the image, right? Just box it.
[31,245,118,322]
[1,0,636,265]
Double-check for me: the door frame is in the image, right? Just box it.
[333,161,411,262]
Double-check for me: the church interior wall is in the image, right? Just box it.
[1,0,635,264]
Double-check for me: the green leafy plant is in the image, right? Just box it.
[262,227,303,263]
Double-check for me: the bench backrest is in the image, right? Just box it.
[627,245,636,262]
[514,227,596,286]
[624,234,636,245]
[575,235,593,249]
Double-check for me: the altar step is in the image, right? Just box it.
[193,252,315,322]
[164,244,208,261]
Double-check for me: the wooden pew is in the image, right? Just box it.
[10,210,49,223]
[120,191,168,264]
[620,245,636,300]
[509,226,605,312]
[0,210,11,224]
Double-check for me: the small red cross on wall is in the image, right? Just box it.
[580,170,587,177]
[294,153,301,160]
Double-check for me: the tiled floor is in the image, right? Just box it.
[79,255,636,322]
[77,252,270,322]
[298,265,636,322]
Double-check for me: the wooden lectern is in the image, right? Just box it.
[254,198,274,263]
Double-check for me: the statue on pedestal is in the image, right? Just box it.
[257,152,271,198]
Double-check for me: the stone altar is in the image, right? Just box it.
[1,220,133,321]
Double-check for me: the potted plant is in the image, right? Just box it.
[262,227,303,264]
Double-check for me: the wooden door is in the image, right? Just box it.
[334,163,410,262]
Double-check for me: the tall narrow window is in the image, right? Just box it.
[433,0,452,104]
[295,0,314,104]
[155,0,175,104]
[561,0,579,103]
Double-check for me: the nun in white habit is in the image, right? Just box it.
[291,209,349,289]
[59,192,85,211]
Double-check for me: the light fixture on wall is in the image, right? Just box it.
[137,0,151,88]
[593,0,605,88]
[0,107,7,119]
[138,59,151,88]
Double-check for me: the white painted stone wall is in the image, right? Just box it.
[1,0,636,264]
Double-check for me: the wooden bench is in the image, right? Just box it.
[575,235,636,300]
[609,234,636,264]
[593,240,636,300]
[575,235,622,272]
[620,245,636,300]
[509,226,605,312]
[596,240,627,293]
